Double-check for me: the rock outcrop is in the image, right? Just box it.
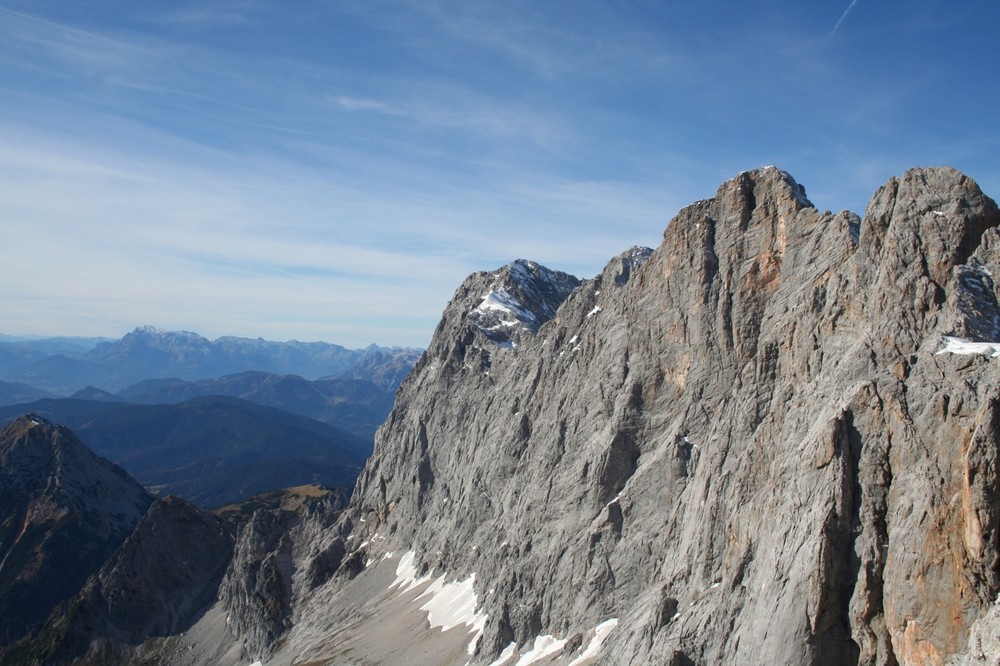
[459,259,581,351]
[219,486,349,660]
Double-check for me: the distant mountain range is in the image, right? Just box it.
[0,326,423,509]
[0,380,53,405]
[0,325,422,395]
[0,396,370,509]
[117,370,394,440]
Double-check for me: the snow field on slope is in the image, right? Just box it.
[487,618,619,666]
[474,290,538,328]
[392,551,487,655]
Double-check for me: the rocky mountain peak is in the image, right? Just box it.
[0,415,153,651]
[601,245,655,288]
[0,415,150,512]
[417,259,581,378]
[113,325,205,350]
[672,165,813,243]
[860,165,1000,289]
[465,259,582,348]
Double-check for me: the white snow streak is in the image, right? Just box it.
[937,336,1000,358]
[568,618,619,665]
[490,617,619,665]
[475,290,537,328]
[392,552,488,655]
[515,635,567,665]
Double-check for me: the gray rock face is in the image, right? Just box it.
[345,166,1000,665]
[219,487,350,661]
[0,415,153,653]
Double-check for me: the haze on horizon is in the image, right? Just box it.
[2,0,999,348]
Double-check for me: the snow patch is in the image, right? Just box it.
[392,551,424,592]
[568,619,619,665]
[586,306,602,318]
[515,635,567,665]
[937,336,1000,358]
[475,290,538,329]
[489,641,518,666]
[392,551,488,655]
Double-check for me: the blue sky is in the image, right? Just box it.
[2,1,998,348]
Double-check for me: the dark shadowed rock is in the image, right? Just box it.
[218,486,348,661]
[0,416,153,654]
[12,496,234,665]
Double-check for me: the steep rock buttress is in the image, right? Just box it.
[337,166,1000,666]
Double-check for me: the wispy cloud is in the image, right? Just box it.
[3,1,998,346]
[153,7,248,27]
[336,96,394,113]
[0,109,670,346]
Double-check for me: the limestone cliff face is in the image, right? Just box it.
[219,487,348,660]
[349,166,1000,665]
